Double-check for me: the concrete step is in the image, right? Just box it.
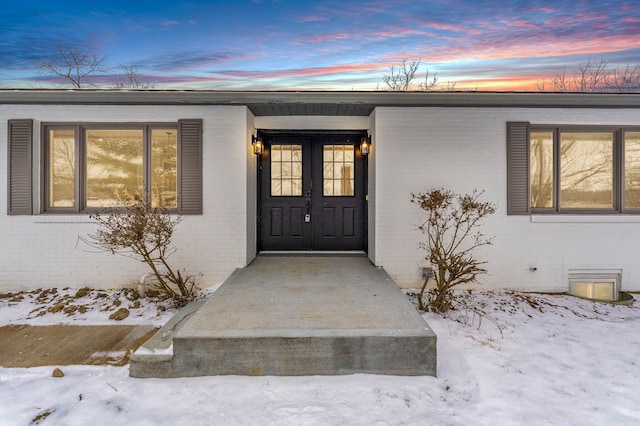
[130,256,436,377]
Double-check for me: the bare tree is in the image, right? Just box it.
[382,58,450,91]
[113,64,156,89]
[38,43,105,88]
[611,64,640,92]
[383,58,421,91]
[537,58,640,93]
[575,58,610,92]
[419,69,438,91]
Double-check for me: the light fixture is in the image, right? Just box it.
[360,134,371,155]
[252,134,264,156]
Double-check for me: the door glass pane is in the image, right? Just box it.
[530,131,554,208]
[625,132,640,208]
[151,129,177,208]
[49,129,76,208]
[271,144,302,196]
[86,129,144,207]
[560,132,613,209]
[323,145,354,196]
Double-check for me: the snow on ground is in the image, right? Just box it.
[1,290,639,425]
[0,285,221,327]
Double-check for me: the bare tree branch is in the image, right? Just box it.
[419,68,438,91]
[537,58,640,93]
[382,58,421,91]
[113,64,156,89]
[38,43,105,88]
[411,189,496,313]
[611,64,640,92]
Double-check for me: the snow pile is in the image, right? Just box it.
[1,290,639,425]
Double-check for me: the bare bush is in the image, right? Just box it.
[81,197,197,304]
[411,189,496,313]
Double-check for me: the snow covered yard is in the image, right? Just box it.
[0,290,639,425]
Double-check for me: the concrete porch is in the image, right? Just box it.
[130,256,437,377]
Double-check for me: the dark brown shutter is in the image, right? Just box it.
[178,119,203,214]
[506,121,530,215]
[7,119,33,215]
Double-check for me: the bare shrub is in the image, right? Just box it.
[81,197,197,304]
[411,189,496,313]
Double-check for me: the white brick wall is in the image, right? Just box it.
[3,103,640,294]
[0,104,250,291]
[373,106,640,292]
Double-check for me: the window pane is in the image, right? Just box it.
[49,129,76,208]
[530,131,554,208]
[560,132,613,209]
[593,282,614,300]
[323,145,354,196]
[86,129,144,207]
[625,132,640,208]
[151,129,177,208]
[271,144,302,196]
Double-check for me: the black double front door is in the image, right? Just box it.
[258,132,366,251]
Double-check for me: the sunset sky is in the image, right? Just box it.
[1,0,639,91]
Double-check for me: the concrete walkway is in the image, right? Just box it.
[130,256,437,377]
[0,325,156,367]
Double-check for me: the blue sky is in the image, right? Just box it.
[1,0,639,90]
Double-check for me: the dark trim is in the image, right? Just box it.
[3,91,640,117]
[7,119,33,215]
[259,129,368,136]
[518,124,640,215]
[40,121,196,214]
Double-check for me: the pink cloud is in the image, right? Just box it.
[219,63,381,80]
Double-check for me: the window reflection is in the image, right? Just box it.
[560,132,613,209]
[625,132,640,208]
[323,145,354,196]
[86,129,144,207]
[49,129,76,208]
[151,129,177,207]
[271,145,302,196]
[530,131,554,208]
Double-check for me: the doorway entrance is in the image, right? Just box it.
[258,132,367,251]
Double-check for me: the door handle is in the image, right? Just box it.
[305,190,312,222]
[305,190,312,212]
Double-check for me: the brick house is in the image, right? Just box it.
[2,90,639,300]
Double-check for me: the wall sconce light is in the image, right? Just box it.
[360,134,371,155]
[252,134,264,156]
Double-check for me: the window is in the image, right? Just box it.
[39,120,202,214]
[270,144,302,196]
[507,122,640,214]
[569,272,621,302]
[323,145,355,196]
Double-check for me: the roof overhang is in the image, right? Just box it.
[1,89,639,116]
